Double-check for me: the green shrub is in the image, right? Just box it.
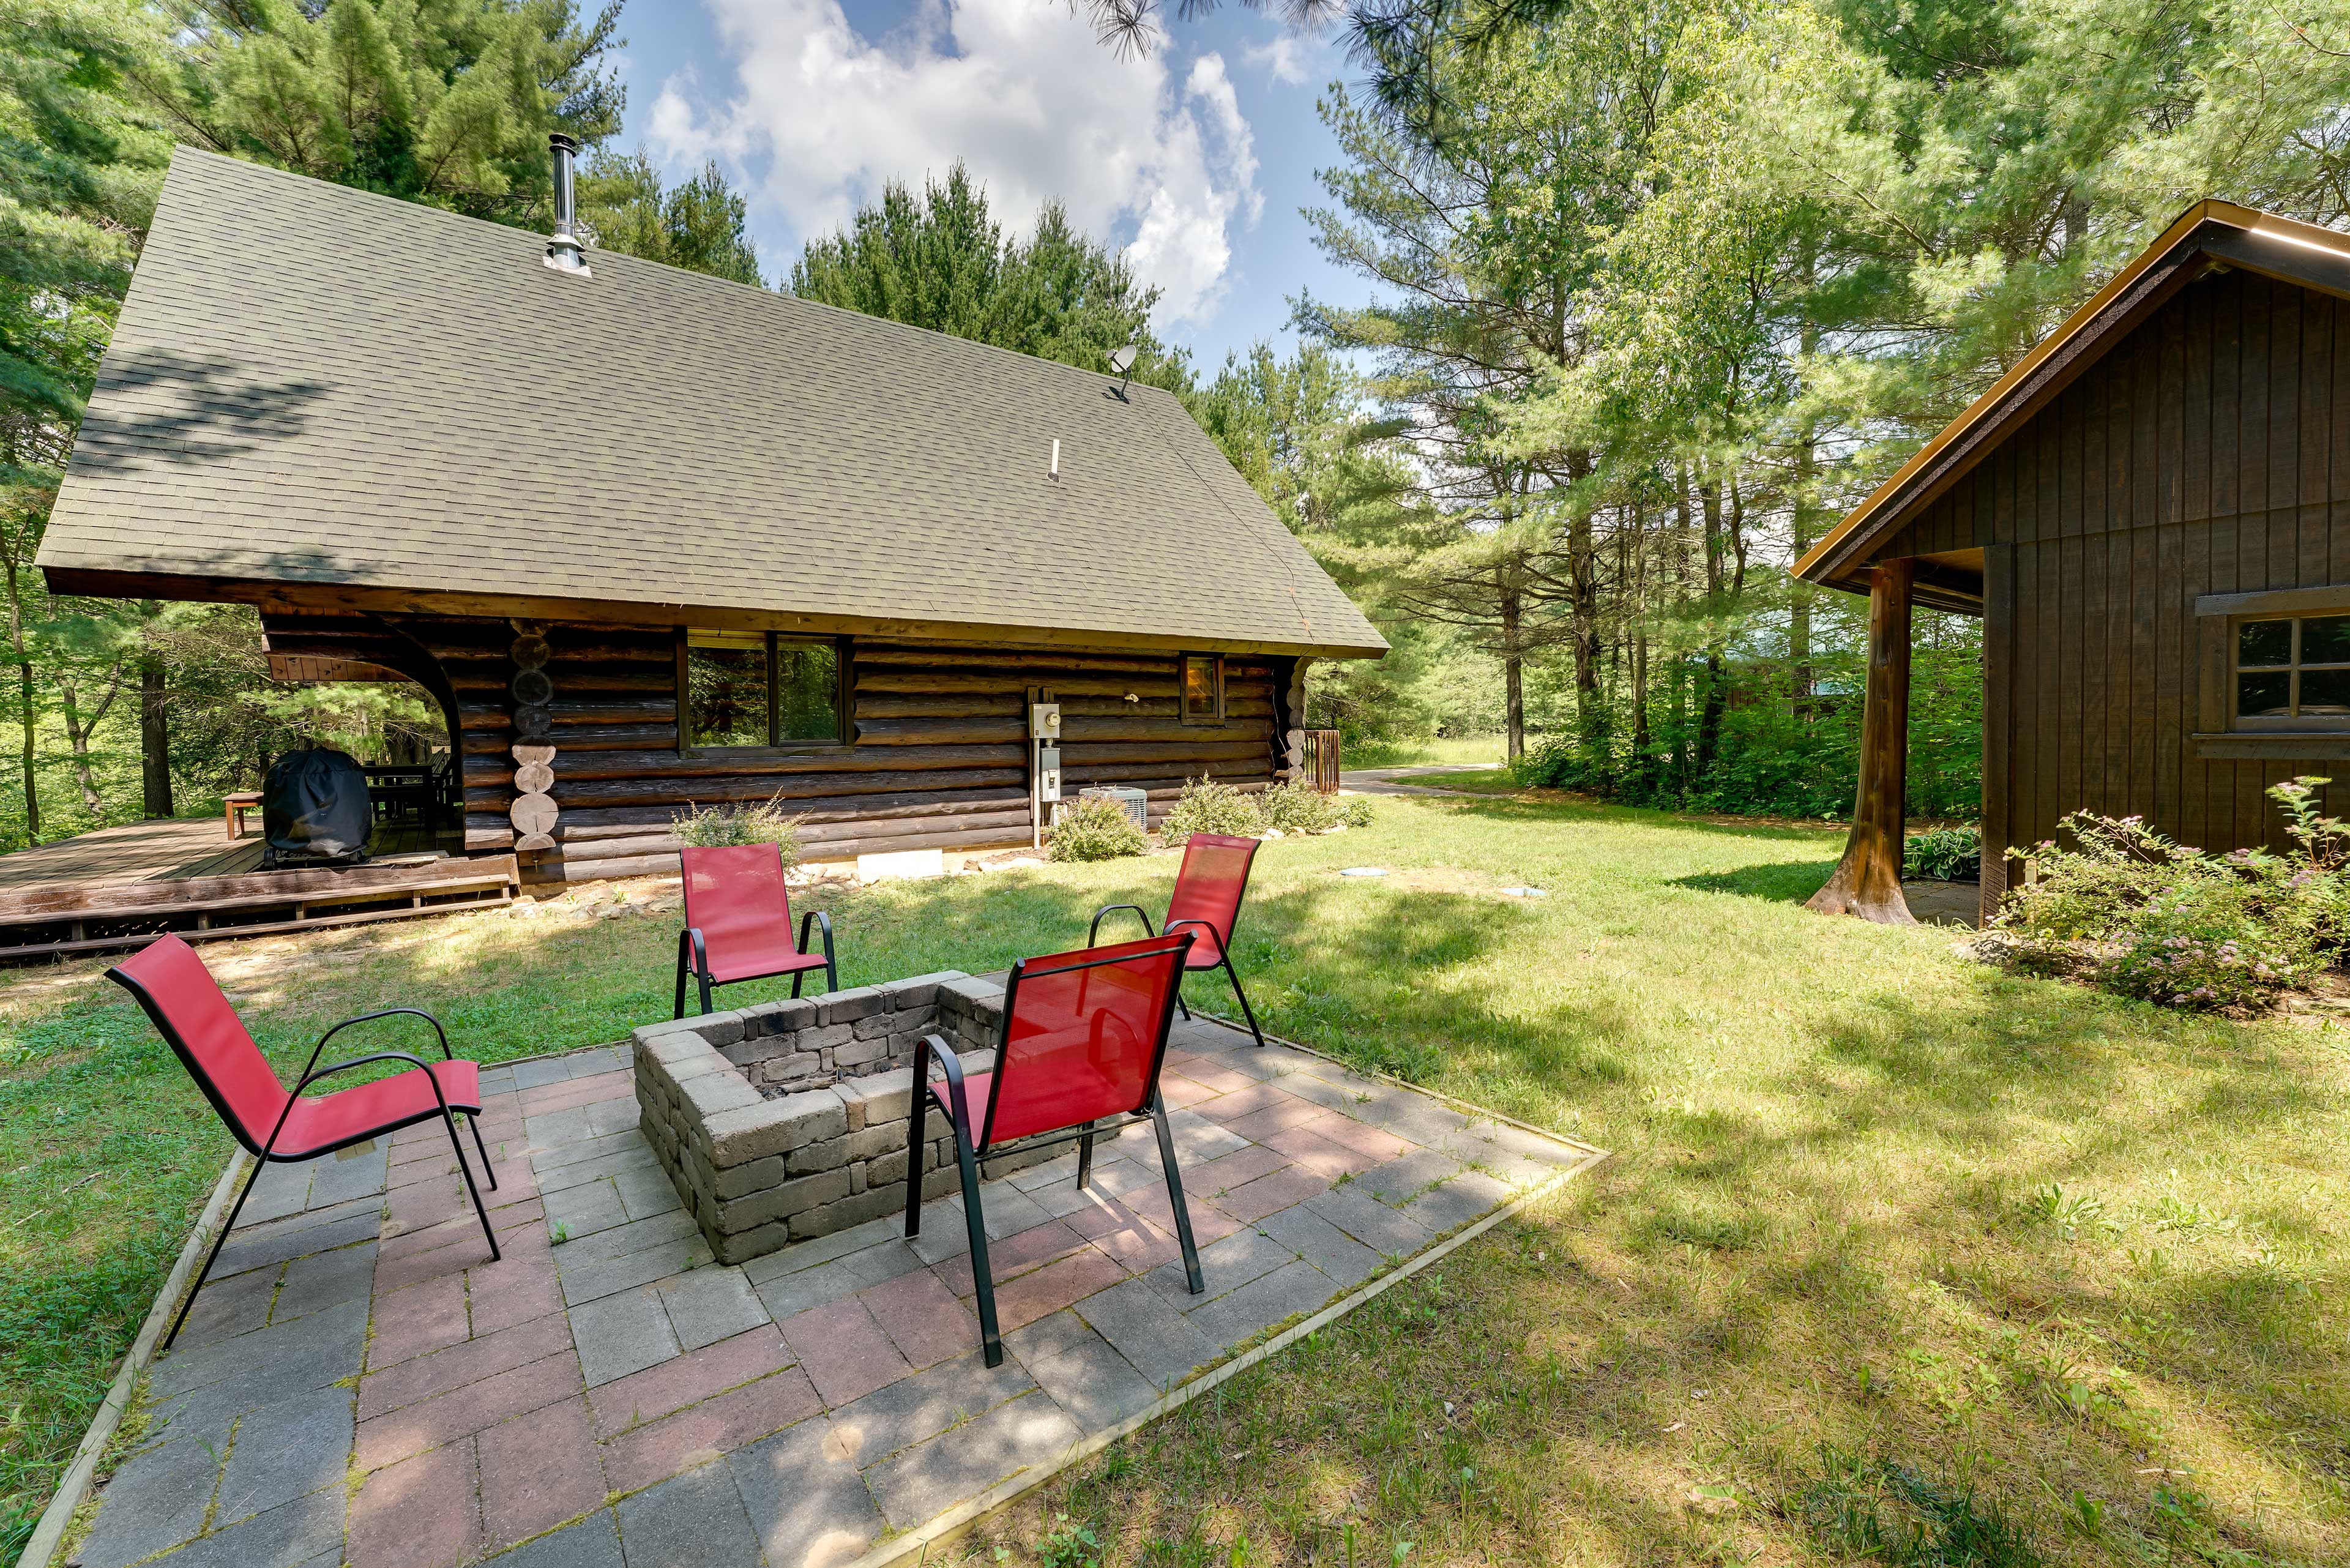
[1047,795,1147,861]
[1260,779,1342,833]
[672,797,803,865]
[1904,825,1982,881]
[1337,794,1374,829]
[1160,777,1263,844]
[1991,776,2349,1010]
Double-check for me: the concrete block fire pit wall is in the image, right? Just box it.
[633,971,1056,1264]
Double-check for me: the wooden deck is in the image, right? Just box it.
[0,816,504,961]
[0,817,461,892]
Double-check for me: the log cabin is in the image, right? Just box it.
[36,146,1386,887]
[1795,201,2350,924]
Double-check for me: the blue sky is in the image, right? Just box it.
[606,0,1364,370]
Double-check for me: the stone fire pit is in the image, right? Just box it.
[632,971,1054,1264]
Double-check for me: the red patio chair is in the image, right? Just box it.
[902,932,1206,1366]
[107,935,499,1351]
[1087,831,1266,1047]
[673,842,837,1018]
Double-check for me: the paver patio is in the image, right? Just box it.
[70,1020,1597,1568]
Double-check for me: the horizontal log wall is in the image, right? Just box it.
[376,620,1286,884]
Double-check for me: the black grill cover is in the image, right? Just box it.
[262,746,372,867]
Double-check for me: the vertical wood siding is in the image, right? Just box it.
[1880,269,2350,862]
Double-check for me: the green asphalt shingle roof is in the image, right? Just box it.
[38,148,1386,659]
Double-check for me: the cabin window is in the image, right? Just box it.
[1181,654,1225,725]
[2234,614,2350,729]
[682,631,845,750]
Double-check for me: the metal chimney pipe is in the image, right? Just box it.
[545,132,590,277]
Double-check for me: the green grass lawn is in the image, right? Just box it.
[4,796,2346,1564]
[1339,736,1509,770]
[1379,767,1523,794]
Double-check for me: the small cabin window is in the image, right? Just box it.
[2234,614,2350,730]
[1181,654,1224,724]
[682,631,845,750]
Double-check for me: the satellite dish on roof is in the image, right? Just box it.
[1108,343,1139,400]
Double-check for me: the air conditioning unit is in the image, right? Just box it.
[1079,786,1149,831]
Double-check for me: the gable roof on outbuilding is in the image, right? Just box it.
[37,148,1387,660]
[1794,200,2350,602]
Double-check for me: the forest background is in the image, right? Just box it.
[6,0,2349,848]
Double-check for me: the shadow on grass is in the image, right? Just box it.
[1051,895,2336,1565]
[1405,790,1849,846]
[1670,859,1839,905]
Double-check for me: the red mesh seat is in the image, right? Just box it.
[903,933,1205,1366]
[675,842,837,1017]
[1089,831,1265,1044]
[108,935,501,1352]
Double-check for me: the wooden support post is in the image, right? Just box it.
[1807,558,1916,924]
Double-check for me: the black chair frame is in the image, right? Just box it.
[1087,903,1265,1048]
[673,909,836,1018]
[106,977,500,1353]
[901,938,1206,1367]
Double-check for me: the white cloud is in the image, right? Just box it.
[646,0,1263,324]
[1242,34,1313,85]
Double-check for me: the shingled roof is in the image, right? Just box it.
[38,148,1387,660]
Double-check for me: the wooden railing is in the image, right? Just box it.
[1304,730,1342,793]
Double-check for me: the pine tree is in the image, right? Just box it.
[788,163,1184,386]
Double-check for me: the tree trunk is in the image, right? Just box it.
[1501,574,1525,763]
[1808,559,1916,923]
[1632,631,1651,787]
[1695,472,1728,780]
[1791,303,1820,720]
[4,556,35,842]
[141,648,174,818]
[58,663,124,816]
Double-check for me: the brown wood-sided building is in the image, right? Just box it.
[37,149,1386,886]
[1796,201,2350,924]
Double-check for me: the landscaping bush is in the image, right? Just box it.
[1047,794,1147,861]
[1989,777,2349,1010]
[1904,824,1982,881]
[1260,779,1342,834]
[1160,777,1263,844]
[1338,794,1374,828]
[671,797,803,865]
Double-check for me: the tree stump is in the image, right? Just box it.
[1807,558,1917,924]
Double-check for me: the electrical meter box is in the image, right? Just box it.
[1036,743,1062,802]
[1029,703,1061,740]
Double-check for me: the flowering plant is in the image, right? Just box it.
[1990,778,2344,1011]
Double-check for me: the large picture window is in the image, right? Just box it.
[682,631,845,750]
[2234,614,2350,730]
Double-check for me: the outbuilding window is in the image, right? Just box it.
[1181,654,1225,724]
[2234,614,2350,730]
[680,630,847,751]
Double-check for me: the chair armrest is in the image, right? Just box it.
[799,909,834,965]
[265,1048,453,1159]
[685,926,711,977]
[1087,904,1157,947]
[911,1032,979,1149]
[1163,918,1218,950]
[316,1007,454,1061]
[294,1049,439,1097]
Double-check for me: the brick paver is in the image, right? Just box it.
[475,1397,606,1553]
[80,1024,1595,1568]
